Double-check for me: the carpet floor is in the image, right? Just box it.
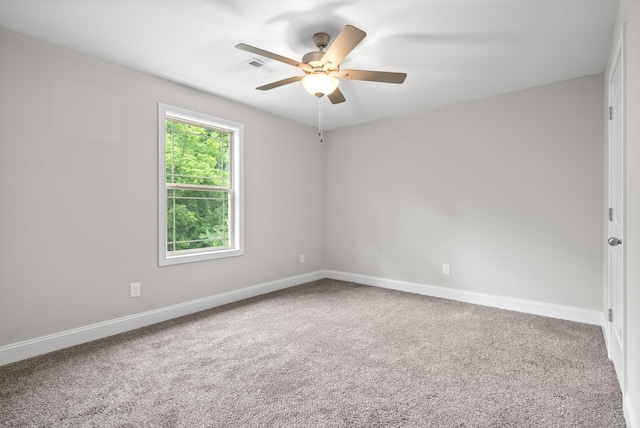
[0,279,625,427]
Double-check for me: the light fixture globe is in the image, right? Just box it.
[301,73,339,97]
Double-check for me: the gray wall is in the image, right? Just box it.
[325,74,604,310]
[609,0,640,424]
[0,29,326,346]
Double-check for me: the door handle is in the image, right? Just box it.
[608,237,622,246]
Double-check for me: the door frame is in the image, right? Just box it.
[606,23,627,395]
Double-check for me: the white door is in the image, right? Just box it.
[607,27,626,393]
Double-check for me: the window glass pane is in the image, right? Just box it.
[165,120,230,188]
[167,188,230,252]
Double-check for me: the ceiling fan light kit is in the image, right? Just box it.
[301,73,339,97]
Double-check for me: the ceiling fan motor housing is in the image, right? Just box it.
[302,51,325,68]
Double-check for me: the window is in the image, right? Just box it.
[158,104,243,266]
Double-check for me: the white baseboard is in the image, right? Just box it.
[0,269,606,366]
[326,270,603,326]
[602,321,613,360]
[626,393,638,428]
[0,270,325,366]
[602,322,610,350]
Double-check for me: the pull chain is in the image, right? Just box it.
[318,96,323,143]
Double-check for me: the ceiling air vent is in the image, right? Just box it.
[247,58,265,68]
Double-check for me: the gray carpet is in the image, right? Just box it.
[0,279,625,427]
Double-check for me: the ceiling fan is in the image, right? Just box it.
[236,25,407,104]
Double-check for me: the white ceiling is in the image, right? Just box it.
[0,0,619,130]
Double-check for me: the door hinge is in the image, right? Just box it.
[609,208,613,222]
[609,106,613,120]
[608,308,613,322]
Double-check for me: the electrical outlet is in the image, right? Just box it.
[300,254,305,264]
[130,282,141,298]
[442,264,451,275]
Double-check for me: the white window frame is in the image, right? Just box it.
[158,103,243,266]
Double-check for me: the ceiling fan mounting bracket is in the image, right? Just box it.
[312,32,330,50]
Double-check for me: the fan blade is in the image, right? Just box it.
[236,43,312,72]
[256,76,303,91]
[328,87,346,104]
[321,25,366,67]
[338,69,407,84]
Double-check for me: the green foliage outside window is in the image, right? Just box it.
[165,120,231,252]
